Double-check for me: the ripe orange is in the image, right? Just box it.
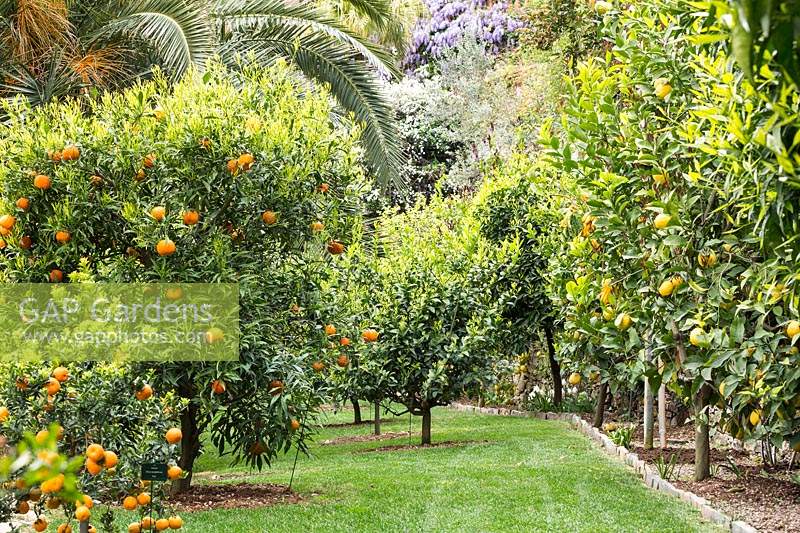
[56,230,72,244]
[290,419,300,431]
[135,383,153,401]
[156,239,176,256]
[41,473,64,493]
[340,337,351,346]
[52,366,69,382]
[362,329,379,342]
[0,214,16,229]
[337,355,349,368]
[62,145,80,161]
[135,169,146,182]
[261,210,278,225]
[324,324,336,336]
[317,183,330,193]
[0,405,9,422]
[16,197,29,210]
[151,206,166,221]
[0,239,5,249]
[103,450,118,468]
[45,377,61,395]
[156,518,170,531]
[86,443,105,462]
[238,153,254,169]
[49,269,64,283]
[269,380,284,396]
[91,175,103,186]
[165,428,182,444]
[75,505,90,521]
[123,495,138,510]
[312,361,325,372]
[226,159,238,174]
[128,523,142,533]
[0,226,9,236]
[16,376,29,390]
[205,327,224,343]
[78,494,93,508]
[35,429,50,443]
[211,380,226,394]
[34,174,52,189]
[327,240,345,255]
[137,492,151,506]
[199,137,211,148]
[85,457,102,476]
[57,523,73,533]
[20,236,32,249]
[141,517,153,530]
[33,518,47,532]
[143,154,156,168]
[182,210,199,225]
[165,287,183,300]
[310,221,324,232]
[167,465,182,480]
[168,516,183,529]
[17,499,30,513]
[50,150,63,162]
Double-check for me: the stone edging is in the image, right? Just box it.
[449,402,757,533]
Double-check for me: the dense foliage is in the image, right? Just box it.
[0,62,369,491]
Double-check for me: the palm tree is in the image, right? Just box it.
[0,0,404,190]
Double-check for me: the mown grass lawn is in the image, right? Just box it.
[128,407,718,532]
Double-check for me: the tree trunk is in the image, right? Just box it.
[351,397,362,424]
[544,325,562,407]
[374,400,381,436]
[643,378,654,450]
[593,383,608,428]
[172,400,203,494]
[658,383,667,448]
[421,405,432,445]
[694,383,712,481]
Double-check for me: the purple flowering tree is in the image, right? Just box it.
[404,0,524,71]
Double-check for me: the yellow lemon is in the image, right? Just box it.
[653,213,672,230]
[658,279,675,297]
[785,320,800,338]
[568,373,582,385]
[749,409,761,426]
[615,313,632,331]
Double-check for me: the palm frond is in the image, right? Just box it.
[0,50,85,107]
[89,0,215,78]
[338,0,392,32]
[220,24,406,192]
[213,0,399,79]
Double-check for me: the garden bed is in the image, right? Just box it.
[169,483,302,512]
[598,419,800,533]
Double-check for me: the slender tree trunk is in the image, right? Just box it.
[351,397,362,424]
[593,383,608,428]
[694,383,712,481]
[172,400,202,494]
[374,400,381,436]
[544,325,562,407]
[658,383,667,448]
[643,378,654,450]
[421,405,432,445]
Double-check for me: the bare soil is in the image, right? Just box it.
[321,431,413,445]
[358,440,489,453]
[601,418,800,533]
[169,483,303,512]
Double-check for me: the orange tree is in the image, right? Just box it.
[470,154,568,407]
[1,362,186,530]
[544,0,800,479]
[0,61,370,490]
[349,196,507,445]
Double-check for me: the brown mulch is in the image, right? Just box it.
[675,467,800,533]
[596,418,800,533]
[359,440,489,453]
[322,420,376,428]
[321,431,413,445]
[169,483,303,512]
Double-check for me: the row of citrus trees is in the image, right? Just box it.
[0,61,372,530]
[542,0,800,480]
